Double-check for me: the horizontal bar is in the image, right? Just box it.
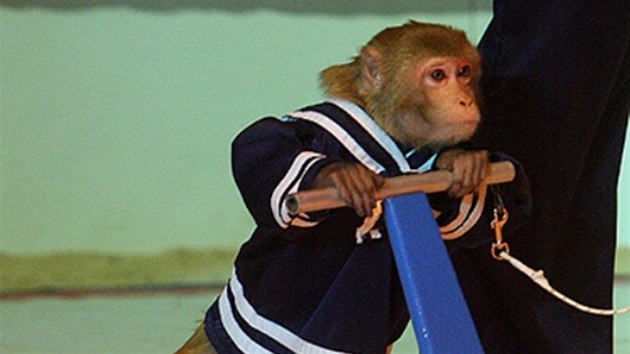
[285,161,515,214]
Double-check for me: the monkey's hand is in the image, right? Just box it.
[311,162,385,218]
[435,149,490,198]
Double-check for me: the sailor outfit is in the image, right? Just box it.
[203,98,530,354]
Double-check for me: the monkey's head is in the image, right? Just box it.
[320,21,481,149]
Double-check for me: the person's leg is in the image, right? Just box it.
[463,1,630,352]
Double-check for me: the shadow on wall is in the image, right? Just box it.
[0,0,492,14]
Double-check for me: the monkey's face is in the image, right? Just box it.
[385,56,480,149]
[320,21,483,150]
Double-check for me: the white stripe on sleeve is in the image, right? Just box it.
[270,151,326,228]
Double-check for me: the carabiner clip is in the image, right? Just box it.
[490,208,510,260]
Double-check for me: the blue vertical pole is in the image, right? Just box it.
[384,193,484,354]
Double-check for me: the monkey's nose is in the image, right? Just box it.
[459,98,473,107]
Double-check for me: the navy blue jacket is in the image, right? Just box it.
[204,99,530,354]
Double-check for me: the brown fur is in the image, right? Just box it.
[320,21,481,149]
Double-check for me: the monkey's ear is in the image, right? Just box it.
[359,46,383,93]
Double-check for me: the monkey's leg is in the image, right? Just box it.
[174,323,218,354]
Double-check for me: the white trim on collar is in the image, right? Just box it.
[287,109,386,174]
[326,98,412,173]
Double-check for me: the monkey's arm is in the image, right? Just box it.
[430,149,531,249]
[231,117,345,231]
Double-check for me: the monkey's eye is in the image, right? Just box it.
[430,69,446,81]
[458,65,471,77]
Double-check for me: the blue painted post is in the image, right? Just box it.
[384,193,484,354]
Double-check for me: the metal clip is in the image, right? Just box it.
[490,208,510,260]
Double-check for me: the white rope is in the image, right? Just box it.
[498,251,630,316]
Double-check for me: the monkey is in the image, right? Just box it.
[175,21,530,354]
[321,22,482,149]
[313,22,487,217]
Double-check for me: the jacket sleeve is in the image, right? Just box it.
[231,117,340,230]
[428,149,532,250]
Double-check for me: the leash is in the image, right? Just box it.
[489,186,630,316]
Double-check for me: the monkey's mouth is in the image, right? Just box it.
[456,120,480,131]
[451,120,479,139]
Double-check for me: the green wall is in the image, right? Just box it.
[1,2,629,255]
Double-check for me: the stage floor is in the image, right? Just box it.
[1,284,629,353]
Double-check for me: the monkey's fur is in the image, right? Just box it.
[320,21,482,150]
